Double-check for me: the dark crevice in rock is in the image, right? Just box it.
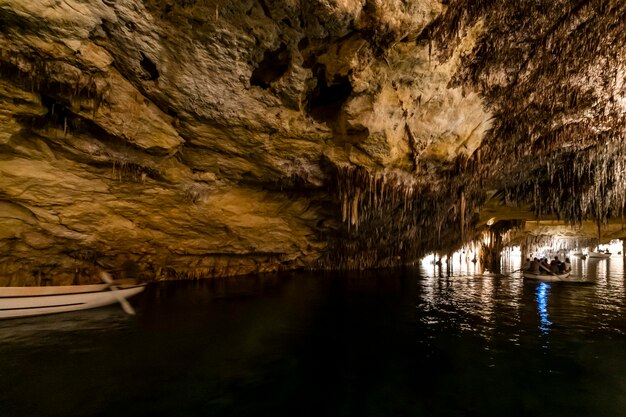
[140,51,160,81]
[41,95,72,126]
[100,19,115,38]
[298,37,309,51]
[250,43,290,88]
[306,64,352,125]
[12,94,80,137]
[125,20,137,32]
[252,173,326,192]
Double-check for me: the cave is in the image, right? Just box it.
[0,0,624,279]
[3,1,626,415]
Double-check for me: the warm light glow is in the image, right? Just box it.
[529,244,569,260]
[419,248,482,276]
[502,245,521,256]
[421,253,436,265]
[596,239,623,255]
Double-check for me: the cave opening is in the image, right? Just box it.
[306,64,353,124]
[250,43,290,89]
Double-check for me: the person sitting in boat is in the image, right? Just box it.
[530,258,540,274]
[564,257,571,272]
[522,258,531,271]
[550,257,561,274]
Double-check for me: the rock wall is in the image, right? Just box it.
[0,0,495,283]
[8,1,621,282]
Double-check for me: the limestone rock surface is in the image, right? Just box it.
[1,0,624,283]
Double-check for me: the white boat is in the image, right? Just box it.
[588,252,611,259]
[0,283,145,319]
[523,271,571,282]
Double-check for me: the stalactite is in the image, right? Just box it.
[320,1,626,271]
[460,191,466,241]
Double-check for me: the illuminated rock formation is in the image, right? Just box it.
[0,0,625,282]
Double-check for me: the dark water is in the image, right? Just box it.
[2,257,626,417]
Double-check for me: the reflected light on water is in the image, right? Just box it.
[4,265,626,417]
[536,282,552,334]
[597,258,608,283]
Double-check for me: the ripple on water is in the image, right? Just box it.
[1,264,626,417]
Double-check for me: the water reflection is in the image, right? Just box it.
[0,306,132,345]
[416,255,626,343]
[417,264,525,343]
[535,282,552,334]
[2,263,626,417]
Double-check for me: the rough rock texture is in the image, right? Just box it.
[0,0,624,283]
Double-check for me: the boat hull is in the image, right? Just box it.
[0,284,145,319]
[523,272,571,282]
[588,252,610,259]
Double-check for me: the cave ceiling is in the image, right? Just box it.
[1,0,626,282]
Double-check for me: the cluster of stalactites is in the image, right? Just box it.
[324,163,487,270]
[519,235,596,256]
[500,138,626,226]
[0,50,111,113]
[336,165,420,230]
[428,0,626,225]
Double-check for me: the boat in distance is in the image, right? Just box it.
[587,251,611,259]
[523,271,571,282]
[0,283,145,319]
